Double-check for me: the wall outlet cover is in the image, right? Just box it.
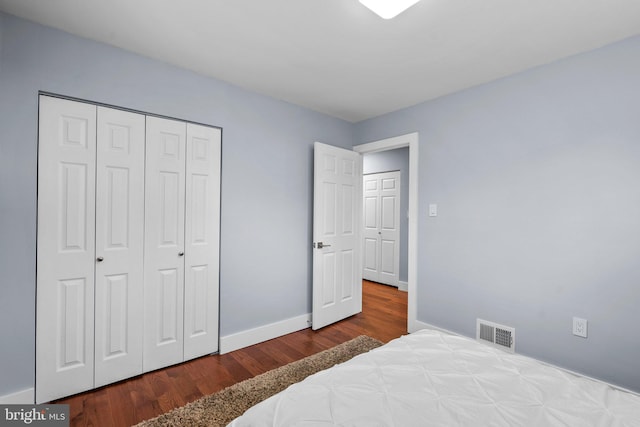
[573,317,588,338]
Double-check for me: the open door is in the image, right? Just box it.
[312,142,362,329]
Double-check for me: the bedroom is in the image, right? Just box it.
[1,0,640,423]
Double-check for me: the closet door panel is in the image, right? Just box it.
[184,124,221,360]
[378,173,400,286]
[362,175,379,282]
[144,116,186,372]
[94,107,145,387]
[36,96,97,403]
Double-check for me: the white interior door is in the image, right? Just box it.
[363,171,400,286]
[183,123,221,360]
[143,116,186,372]
[312,142,362,330]
[94,106,145,387]
[36,96,97,403]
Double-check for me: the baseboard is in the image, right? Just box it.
[398,281,408,292]
[411,321,640,396]
[412,320,462,337]
[0,388,34,404]
[220,313,312,354]
[410,320,463,337]
[409,319,431,333]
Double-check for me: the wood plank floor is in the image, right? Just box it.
[56,280,408,426]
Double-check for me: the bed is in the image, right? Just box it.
[229,328,640,426]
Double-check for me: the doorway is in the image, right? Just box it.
[354,133,418,333]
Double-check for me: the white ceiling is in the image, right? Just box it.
[1,0,639,122]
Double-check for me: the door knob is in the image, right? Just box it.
[178,251,184,257]
[315,242,331,249]
[96,257,104,262]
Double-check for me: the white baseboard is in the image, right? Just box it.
[410,320,640,396]
[398,281,408,292]
[410,320,463,337]
[409,319,430,333]
[220,313,312,354]
[0,388,34,404]
[412,320,462,337]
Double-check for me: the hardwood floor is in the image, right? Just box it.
[56,280,407,426]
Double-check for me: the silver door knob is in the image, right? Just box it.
[315,242,331,249]
[178,251,184,257]
[96,257,104,262]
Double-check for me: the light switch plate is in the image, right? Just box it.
[428,204,437,217]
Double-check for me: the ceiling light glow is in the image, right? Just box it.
[359,0,421,19]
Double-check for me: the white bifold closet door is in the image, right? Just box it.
[37,97,145,402]
[143,117,220,372]
[37,96,221,402]
[362,171,400,286]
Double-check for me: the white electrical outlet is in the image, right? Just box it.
[573,317,588,338]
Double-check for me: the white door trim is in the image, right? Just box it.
[353,132,419,333]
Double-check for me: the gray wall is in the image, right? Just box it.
[363,148,409,283]
[355,35,640,392]
[0,13,353,397]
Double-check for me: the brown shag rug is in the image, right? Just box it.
[135,335,383,427]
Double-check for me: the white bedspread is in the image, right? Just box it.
[229,329,640,426]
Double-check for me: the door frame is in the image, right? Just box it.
[353,132,419,333]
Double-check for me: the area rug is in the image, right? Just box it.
[135,335,383,427]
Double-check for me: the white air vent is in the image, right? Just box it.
[476,319,515,353]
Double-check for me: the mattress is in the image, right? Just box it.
[228,329,640,426]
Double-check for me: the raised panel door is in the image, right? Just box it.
[36,96,97,403]
[363,175,379,281]
[378,173,400,285]
[183,123,221,360]
[143,116,186,372]
[94,106,145,387]
[362,171,400,286]
[312,142,362,330]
